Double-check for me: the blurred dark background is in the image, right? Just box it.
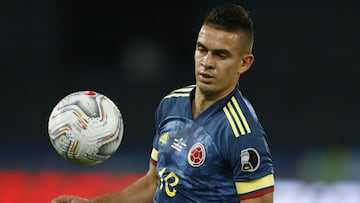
[1,0,360,182]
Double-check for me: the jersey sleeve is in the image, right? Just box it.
[229,130,275,200]
[220,95,275,200]
[236,130,275,200]
[150,100,163,167]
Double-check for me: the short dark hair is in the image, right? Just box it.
[203,4,254,51]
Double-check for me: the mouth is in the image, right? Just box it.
[198,72,214,84]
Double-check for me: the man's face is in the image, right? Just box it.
[194,25,247,99]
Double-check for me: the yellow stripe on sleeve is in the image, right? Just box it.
[151,148,158,162]
[163,85,194,99]
[235,174,275,195]
[164,93,190,99]
[231,97,251,134]
[227,103,245,135]
[173,87,194,92]
[223,106,240,137]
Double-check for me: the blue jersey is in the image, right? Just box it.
[150,85,274,202]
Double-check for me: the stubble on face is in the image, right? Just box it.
[194,25,243,101]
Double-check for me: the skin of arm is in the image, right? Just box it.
[90,163,158,203]
[51,163,158,203]
[241,192,273,203]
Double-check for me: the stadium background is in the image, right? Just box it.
[1,0,360,202]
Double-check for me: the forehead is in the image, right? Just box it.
[197,25,242,50]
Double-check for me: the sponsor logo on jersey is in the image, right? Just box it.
[171,138,187,152]
[188,143,206,167]
[159,132,169,144]
[240,148,260,172]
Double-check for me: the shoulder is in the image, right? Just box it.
[216,90,271,156]
[155,85,195,123]
[220,90,271,160]
[158,84,195,107]
[162,85,195,100]
[221,90,262,138]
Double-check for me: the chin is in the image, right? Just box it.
[197,82,218,96]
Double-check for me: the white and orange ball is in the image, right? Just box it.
[48,91,123,165]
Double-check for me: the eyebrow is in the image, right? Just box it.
[197,42,232,56]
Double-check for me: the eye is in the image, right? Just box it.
[197,46,207,54]
[216,53,227,58]
[213,51,229,59]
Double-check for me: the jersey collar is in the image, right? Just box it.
[189,83,240,122]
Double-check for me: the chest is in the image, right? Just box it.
[156,117,226,176]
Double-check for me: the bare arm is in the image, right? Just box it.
[51,163,158,203]
[241,192,273,203]
[91,163,157,203]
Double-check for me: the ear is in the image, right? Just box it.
[238,54,254,74]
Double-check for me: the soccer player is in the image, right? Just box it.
[52,3,275,203]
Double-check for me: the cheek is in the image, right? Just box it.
[194,53,202,65]
[219,67,239,82]
[194,57,202,70]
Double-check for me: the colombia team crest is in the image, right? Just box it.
[187,143,206,167]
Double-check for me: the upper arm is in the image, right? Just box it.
[241,192,273,203]
[222,107,275,203]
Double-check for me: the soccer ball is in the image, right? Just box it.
[48,91,124,165]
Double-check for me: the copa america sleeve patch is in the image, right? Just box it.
[235,174,275,200]
[240,148,260,172]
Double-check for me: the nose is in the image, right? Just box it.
[200,53,214,69]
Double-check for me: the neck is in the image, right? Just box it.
[192,96,215,119]
[192,87,234,119]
